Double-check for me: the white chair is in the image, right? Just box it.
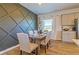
[17,33,38,55]
[34,30,38,36]
[28,31,34,37]
[72,39,79,47]
[28,31,34,42]
[33,30,39,43]
[41,32,51,53]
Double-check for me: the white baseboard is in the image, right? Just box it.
[0,44,19,55]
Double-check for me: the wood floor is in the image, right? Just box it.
[1,40,79,55]
[40,40,79,55]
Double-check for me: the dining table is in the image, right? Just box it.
[29,33,46,44]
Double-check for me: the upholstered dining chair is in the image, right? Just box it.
[17,33,38,55]
[28,31,34,42]
[40,32,51,53]
[28,31,34,36]
[34,30,39,36]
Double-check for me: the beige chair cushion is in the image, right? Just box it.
[72,39,79,46]
[41,32,50,46]
[26,43,38,53]
[41,39,50,45]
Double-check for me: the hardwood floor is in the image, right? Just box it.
[1,40,79,55]
[40,40,79,55]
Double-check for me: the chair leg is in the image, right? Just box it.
[35,47,38,55]
[45,46,47,53]
[47,41,50,48]
[48,40,50,46]
[20,50,22,55]
[47,43,49,49]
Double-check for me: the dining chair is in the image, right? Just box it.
[33,30,39,43]
[17,33,38,55]
[34,30,38,35]
[28,31,34,42]
[28,31,34,36]
[40,32,51,53]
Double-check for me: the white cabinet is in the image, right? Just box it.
[75,13,79,19]
[62,14,75,25]
[62,31,76,43]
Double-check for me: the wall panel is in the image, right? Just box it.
[0,3,37,51]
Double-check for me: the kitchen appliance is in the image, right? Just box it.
[74,19,79,39]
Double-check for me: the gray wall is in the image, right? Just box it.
[0,3,37,51]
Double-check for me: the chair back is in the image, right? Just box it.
[34,30,38,34]
[34,30,39,37]
[17,33,30,52]
[46,32,51,40]
[28,31,34,37]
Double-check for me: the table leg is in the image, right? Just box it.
[20,50,22,55]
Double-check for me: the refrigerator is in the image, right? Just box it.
[74,19,79,39]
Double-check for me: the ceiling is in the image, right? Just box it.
[20,3,79,15]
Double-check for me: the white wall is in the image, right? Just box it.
[38,8,79,40]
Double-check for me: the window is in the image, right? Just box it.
[41,19,53,32]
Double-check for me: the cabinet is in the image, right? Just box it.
[75,13,79,19]
[62,14,75,25]
[62,13,76,42]
[62,31,76,43]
